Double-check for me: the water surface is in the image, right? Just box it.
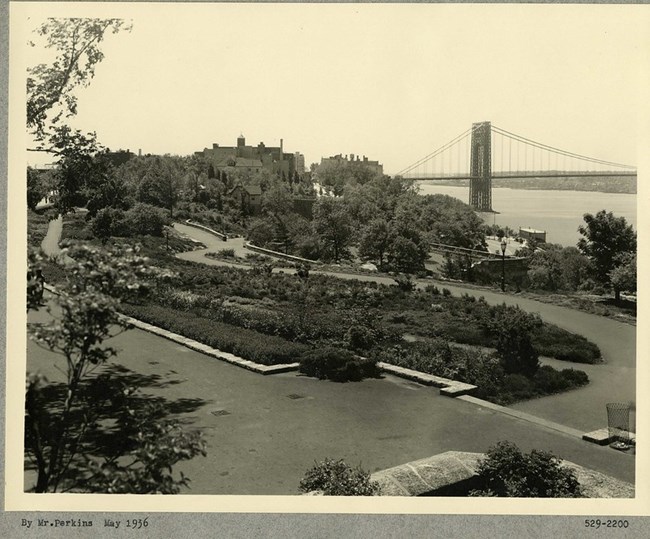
[417,183,637,247]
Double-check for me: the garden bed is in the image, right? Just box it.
[119,303,310,366]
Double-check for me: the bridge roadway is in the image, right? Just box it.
[174,223,636,435]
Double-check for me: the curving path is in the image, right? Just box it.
[173,223,636,433]
[40,215,63,257]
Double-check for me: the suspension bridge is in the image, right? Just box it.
[397,121,637,212]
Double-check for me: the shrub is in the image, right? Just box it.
[124,203,169,236]
[344,324,378,352]
[299,347,380,382]
[245,252,273,263]
[533,365,571,394]
[502,373,534,398]
[299,458,380,496]
[531,326,601,364]
[393,274,416,292]
[119,303,308,365]
[470,441,582,498]
[217,248,236,258]
[560,368,589,387]
[294,234,322,261]
[91,207,128,241]
[425,284,441,295]
[442,288,452,297]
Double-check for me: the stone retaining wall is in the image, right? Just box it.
[377,362,476,397]
[244,241,321,265]
[183,219,227,240]
[370,451,634,498]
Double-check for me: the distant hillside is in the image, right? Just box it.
[423,175,636,194]
[493,175,636,194]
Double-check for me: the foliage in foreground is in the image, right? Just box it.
[26,242,205,493]
[299,458,380,496]
[470,441,582,498]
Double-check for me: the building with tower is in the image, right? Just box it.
[196,135,304,180]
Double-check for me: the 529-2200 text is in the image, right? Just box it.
[584,519,629,529]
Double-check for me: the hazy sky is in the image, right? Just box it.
[15,3,649,173]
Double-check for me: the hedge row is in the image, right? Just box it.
[377,340,589,405]
[531,326,602,364]
[119,303,309,365]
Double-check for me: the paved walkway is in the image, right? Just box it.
[174,222,250,261]
[40,214,63,257]
[175,224,636,433]
[32,218,636,494]
[27,301,634,495]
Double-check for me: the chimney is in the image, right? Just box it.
[280,139,284,162]
[138,149,142,157]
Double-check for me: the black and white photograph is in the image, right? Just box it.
[4,0,650,525]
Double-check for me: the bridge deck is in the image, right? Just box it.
[409,172,637,181]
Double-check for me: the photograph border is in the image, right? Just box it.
[2,0,650,535]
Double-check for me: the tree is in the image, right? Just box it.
[247,217,276,247]
[313,198,353,262]
[136,156,184,218]
[27,167,48,210]
[299,458,380,496]
[577,210,636,287]
[486,305,541,378]
[470,441,582,497]
[608,252,636,301]
[395,193,488,250]
[25,243,204,492]
[357,218,393,269]
[44,127,106,214]
[527,245,592,292]
[386,218,429,274]
[91,207,126,243]
[315,162,349,197]
[26,19,132,215]
[27,18,132,142]
[387,234,426,274]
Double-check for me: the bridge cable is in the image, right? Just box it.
[398,123,485,175]
[492,125,636,170]
[397,127,472,175]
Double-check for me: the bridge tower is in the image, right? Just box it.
[469,121,493,212]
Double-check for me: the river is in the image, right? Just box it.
[417,183,637,247]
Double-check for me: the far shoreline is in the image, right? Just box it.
[413,178,636,196]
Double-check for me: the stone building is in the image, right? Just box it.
[228,184,262,215]
[196,135,304,180]
[519,227,547,243]
[318,153,383,176]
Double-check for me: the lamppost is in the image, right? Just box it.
[500,237,507,292]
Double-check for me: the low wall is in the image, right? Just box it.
[244,242,321,265]
[377,362,476,397]
[183,219,227,240]
[370,451,635,498]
